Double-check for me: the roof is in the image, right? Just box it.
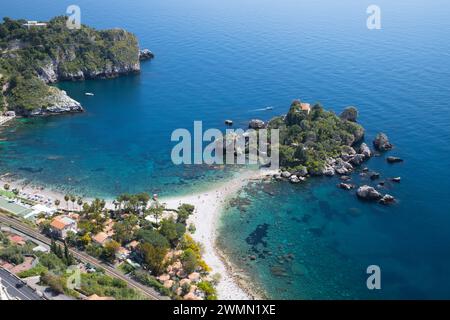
[50,216,76,230]
[127,240,140,249]
[92,232,109,244]
[300,103,311,111]
[8,235,25,245]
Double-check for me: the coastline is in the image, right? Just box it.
[0,168,278,300]
[161,168,277,300]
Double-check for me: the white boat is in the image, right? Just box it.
[265,106,274,110]
[85,92,95,96]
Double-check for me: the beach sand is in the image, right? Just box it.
[161,168,277,300]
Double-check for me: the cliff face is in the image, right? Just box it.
[0,17,152,116]
[36,28,141,83]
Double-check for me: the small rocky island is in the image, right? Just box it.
[0,16,153,117]
[248,100,402,205]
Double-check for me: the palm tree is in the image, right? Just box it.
[70,195,76,211]
[77,197,83,211]
[64,194,70,210]
[3,183,10,191]
[54,199,60,209]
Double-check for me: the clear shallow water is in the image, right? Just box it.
[1,0,450,298]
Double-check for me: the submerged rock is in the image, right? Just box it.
[338,183,354,190]
[387,156,404,163]
[373,132,393,151]
[356,185,382,200]
[370,172,380,180]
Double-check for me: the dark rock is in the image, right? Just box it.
[248,119,266,129]
[340,106,358,122]
[373,132,393,151]
[350,154,365,166]
[370,172,380,180]
[387,156,404,164]
[338,183,354,190]
[139,49,154,60]
[293,166,308,177]
[340,175,351,181]
[379,194,396,205]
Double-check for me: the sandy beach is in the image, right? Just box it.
[161,168,277,300]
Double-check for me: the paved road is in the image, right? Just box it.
[0,214,165,300]
[0,268,43,300]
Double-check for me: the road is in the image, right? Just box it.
[0,214,165,300]
[0,268,44,300]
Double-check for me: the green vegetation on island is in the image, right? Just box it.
[0,16,150,116]
[268,101,365,175]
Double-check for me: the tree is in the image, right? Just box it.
[70,195,76,210]
[177,204,195,224]
[54,199,60,208]
[101,240,120,263]
[3,183,10,190]
[139,243,167,275]
[146,206,163,224]
[136,229,169,249]
[113,215,138,244]
[77,197,83,210]
[63,241,74,266]
[159,218,186,247]
[64,194,70,209]
[181,248,198,274]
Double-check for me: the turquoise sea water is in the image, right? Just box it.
[1,0,450,298]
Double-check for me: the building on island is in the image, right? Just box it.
[50,216,77,239]
[300,103,311,114]
[23,21,47,28]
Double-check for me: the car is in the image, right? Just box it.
[15,282,24,289]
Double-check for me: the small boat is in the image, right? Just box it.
[225,120,233,126]
[265,106,274,111]
[85,92,95,96]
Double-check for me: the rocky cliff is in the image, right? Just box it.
[0,16,153,117]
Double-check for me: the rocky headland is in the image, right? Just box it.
[0,16,153,117]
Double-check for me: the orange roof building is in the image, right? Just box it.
[50,216,77,239]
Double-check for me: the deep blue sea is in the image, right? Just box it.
[1,0,450,299]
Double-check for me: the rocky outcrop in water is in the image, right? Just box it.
[356,185,382,200]
[25,87,83,116]
[139,49,154,61]
[248,119,266,130]
[340,106,358,122]
[373,132,393,151]
[387,156,403,164]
